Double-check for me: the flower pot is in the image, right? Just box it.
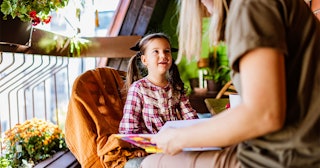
[206,79,221,94]
[0,12,33,47]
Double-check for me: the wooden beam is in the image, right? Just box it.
[81,35,141,57]
[1,28,141,58]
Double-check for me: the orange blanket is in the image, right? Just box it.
[65,67,135,167]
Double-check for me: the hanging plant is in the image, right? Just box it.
[0,0,69,26]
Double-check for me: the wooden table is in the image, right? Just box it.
[188,91,217,114]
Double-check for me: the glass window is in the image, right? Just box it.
[35,0,120,37]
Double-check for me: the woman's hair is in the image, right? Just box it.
[124,32,186,94]
[177,0,230,63]
[209,0,230,44]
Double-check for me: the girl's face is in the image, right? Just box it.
[201,0,213,14]
[141,38,173,76]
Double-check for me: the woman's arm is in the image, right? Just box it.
[151,48,287,155]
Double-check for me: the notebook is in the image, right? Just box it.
[116,118,221,153]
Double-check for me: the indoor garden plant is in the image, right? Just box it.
[0,118,67,167]
[205,43,231,92]
[0,0,69,26]
[211,43,230,84]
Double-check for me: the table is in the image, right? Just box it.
[188,91,217,114]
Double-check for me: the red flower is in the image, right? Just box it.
[29,10,37,18]
[32,17,41,26]
[225,103,230,109]
[43,16,52,24]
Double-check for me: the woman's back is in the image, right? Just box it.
[226,0,320,167]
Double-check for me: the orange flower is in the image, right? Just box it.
[2,118,67,167]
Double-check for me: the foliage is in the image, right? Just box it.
[0,0,69,25]
[1,118,67,167]
[68,36,91,57]
[206,43,231,86]
[0,155,10,167]
[36,32,91,57]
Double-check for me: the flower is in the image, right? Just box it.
[225,102,230,109]
[0,0,69,26]
[1,118,67,167]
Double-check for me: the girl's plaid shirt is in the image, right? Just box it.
[119,78,198,134]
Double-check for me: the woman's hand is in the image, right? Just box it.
[151,128,183,155]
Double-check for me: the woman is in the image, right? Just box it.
[140,0,320,167]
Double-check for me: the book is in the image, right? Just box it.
[115,134,161,153]
[116,118,221,153]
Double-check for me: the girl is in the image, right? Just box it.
[141,0,320,167]
[119,33,198,134]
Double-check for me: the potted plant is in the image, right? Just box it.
[0,0,69,26]
[0,0,69,47]
[1,118,68,167]
[205,43,231,92]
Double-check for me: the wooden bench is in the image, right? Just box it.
[34,150,80,168]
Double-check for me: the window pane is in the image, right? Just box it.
[35,0,120,37]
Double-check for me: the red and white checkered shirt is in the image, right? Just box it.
[119,78,198,134]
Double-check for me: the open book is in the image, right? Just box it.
[115,118,221,153]
[115,134,161,153]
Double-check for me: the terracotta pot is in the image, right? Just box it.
[0,12,33,47]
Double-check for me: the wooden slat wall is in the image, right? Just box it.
[105,0,168,70]
[119,0,158,36]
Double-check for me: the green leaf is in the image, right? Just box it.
[1,0,13,16]
[1,0,69,23]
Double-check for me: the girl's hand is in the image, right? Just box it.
[151,128,183,155]
[133,149,148,157]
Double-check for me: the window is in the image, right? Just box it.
[35,0,121,37]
